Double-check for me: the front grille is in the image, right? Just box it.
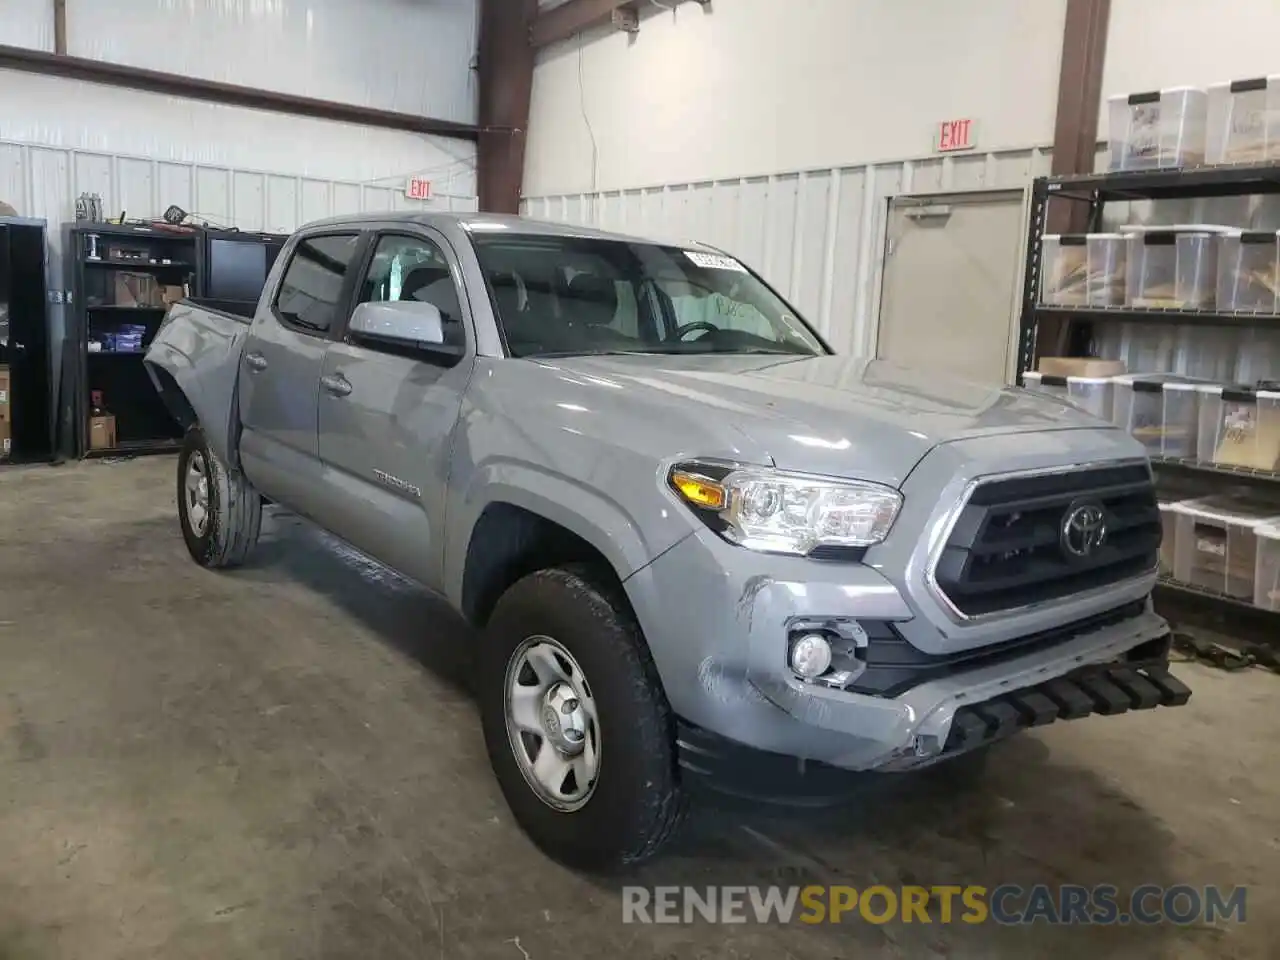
[933,463,1160,617]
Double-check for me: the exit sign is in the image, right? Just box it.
[934,118,978,153]
[406,177,432,200]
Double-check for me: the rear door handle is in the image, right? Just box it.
[320,373,352,397]
[245,352,268,372]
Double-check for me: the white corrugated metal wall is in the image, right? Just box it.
[0,0,482,222]
[522,147,1051,357]
[0,0,481,399]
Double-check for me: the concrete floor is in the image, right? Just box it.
[0,457,1276,959]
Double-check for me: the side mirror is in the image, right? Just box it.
[349,300,446,348]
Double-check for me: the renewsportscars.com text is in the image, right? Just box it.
[622,884,1247,926]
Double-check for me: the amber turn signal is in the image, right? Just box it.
[670,470,727,511]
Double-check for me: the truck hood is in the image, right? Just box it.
[540,353,1109,487]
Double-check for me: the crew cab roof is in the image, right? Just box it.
[296,211,690,248]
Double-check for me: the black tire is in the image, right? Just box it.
[479,565,686,871]
[177,425,262,569]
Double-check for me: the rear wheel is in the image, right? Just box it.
[177,426,262,568]
[479,566,686,871]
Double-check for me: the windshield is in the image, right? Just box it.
[469,233,828,358]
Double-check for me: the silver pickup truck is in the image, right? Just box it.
[145,212,1189,870]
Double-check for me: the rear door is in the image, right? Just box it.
[314,228,476,587]
[238,231,367,513]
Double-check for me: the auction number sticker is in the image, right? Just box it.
[684,251,747,272]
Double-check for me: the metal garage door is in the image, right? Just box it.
[875,190,1026,385]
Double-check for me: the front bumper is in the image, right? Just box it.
[624,526,1182,774]
[674,654,1190,802]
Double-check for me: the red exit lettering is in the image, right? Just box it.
[406,177,432,200]
[936,118,976,153]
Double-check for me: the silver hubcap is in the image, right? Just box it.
[184,452,211,536]
[505,636,600,811]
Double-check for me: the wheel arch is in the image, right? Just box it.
[459,500,635,627]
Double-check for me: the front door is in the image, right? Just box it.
[876,191,1025,385]
[315,230,475,587]
[237,231,365,513]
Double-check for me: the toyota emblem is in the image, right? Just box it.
[1061,501,1108,559]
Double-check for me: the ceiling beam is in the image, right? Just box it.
[530,0,636,49]
[0,43,479,142]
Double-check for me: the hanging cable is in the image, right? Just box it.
[577,31,600,192]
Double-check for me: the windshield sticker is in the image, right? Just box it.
[684,251,748,272]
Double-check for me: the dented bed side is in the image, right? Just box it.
[144,301,251,469]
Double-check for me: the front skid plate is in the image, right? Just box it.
[944,662,1192,753]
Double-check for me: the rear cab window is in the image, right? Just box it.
[272,233,363,335]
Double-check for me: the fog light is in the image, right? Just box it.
[790,633,833,679]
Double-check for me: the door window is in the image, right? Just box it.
[273,234,362,335]
[358,234,466,348]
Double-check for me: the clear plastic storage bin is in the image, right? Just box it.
[1173,326,1236,381]
[1207,76,1280,165]
[1021,371,1069,400]
[1040,234,1126,306]
[1173,495,1280,598]
[1217,230,1280,313]
[1254,522,1280,610]
[1108,87,1208,170]
[1112,375,1182,450]
[1195,384,1280,469]
[1234,327,1280,384]
[1040,235,1087,305]
[1067,376,1114,421]
[1162,381,1203,458]
[1126,230,1219,309]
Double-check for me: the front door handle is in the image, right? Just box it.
[245,351,268,372]
[320,373,352,397]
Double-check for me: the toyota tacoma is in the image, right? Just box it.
[144,213,1190,870]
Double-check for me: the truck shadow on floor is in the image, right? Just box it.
[237,509,1189,957]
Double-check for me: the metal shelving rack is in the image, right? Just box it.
[64,222,203,459]
[1016,160,1280,638]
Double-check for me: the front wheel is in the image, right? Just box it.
[177,426,262,568]
[479,566,686,871]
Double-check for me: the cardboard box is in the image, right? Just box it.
[1037,357,1127,378]
[88,414,117,451]
[0,418,9,461]
[161,284,186,306]
[0,364,9,423]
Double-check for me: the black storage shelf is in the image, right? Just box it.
[1017,161,1280,644]
[63,222,203,459]
[1035,304,1280,329]
[86,258,194,269]
[1044,160,1280,202]
[1149,456,1280,487]
[87,304,168,313]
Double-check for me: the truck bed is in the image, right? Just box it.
[144,299,252,467]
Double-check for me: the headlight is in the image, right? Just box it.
[667,461,902,556]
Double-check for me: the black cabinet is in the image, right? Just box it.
[0,217,54,464]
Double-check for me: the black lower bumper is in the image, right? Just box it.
[943,659,1191,754]
[675,648,1191,806]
